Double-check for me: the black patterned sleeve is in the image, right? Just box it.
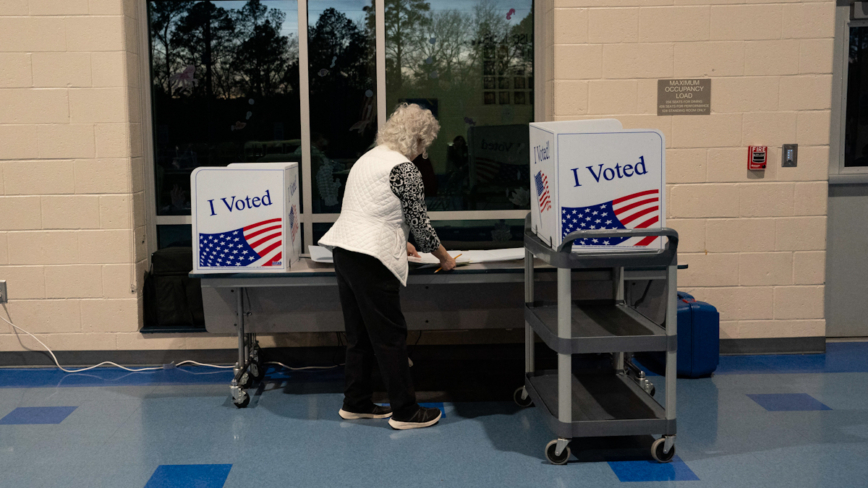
[390,162,441,253]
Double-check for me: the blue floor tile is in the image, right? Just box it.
[747,393,831,411]
[0,406,77,425]
[145,464,232,488]
[608,455,699,482]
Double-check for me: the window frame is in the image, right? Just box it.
[139,0,546,255]
[831,3,868,183]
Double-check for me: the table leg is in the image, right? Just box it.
[231,287,250,408]
[238,290,246,370]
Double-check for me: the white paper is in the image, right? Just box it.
[309,246,525,265]
[460,248,525,263]
[407,253,440,265]
[308,245,334,263]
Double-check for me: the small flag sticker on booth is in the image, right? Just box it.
[198,218,283,267]
[562,189,660,247]
[535,171,551,213]
[289,204,299,243]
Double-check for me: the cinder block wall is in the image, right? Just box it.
[547,0,834,340]
[0,0,149,352]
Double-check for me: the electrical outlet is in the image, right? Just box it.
[0,280,6,304]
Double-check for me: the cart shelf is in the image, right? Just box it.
[525,299,671,354]
[524,370,675,439]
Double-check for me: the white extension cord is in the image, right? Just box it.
[265,361,341,371]
[0,311,341,374]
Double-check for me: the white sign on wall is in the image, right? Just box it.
[530,120,666,251]
[191,163,300,273]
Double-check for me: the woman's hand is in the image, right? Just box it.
[406,242,420,258]
[431,245,456,272]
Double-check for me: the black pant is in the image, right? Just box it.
[333,247,418,419]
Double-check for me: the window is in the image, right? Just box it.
[384,0,534,213]
[307,1,377,213]
[148,0,301,217]
[845,24,868,168]
[146,0,538,252]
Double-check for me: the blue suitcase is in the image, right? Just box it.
[639,292,720,378]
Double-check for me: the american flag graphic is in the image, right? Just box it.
[534,171,551,212]
[561,189,660,247]
[198,218,283,268]
[289,204,299,242]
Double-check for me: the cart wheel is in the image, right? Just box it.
[545,440,570,465]
[651,437,675,463]
[233,391,250,409]
[513,387,533,408]
[238,372,251,389]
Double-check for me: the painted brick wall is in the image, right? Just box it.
[547,0,834,339]
[0,0,151,352]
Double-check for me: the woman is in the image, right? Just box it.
[319,103,456,430]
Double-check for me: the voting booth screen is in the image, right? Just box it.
[529,120,666,251]
[191,163,301,273]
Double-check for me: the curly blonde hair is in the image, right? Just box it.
[376,103,440,159]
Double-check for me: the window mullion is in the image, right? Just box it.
[299,0,314,251]
[376,0,386,130]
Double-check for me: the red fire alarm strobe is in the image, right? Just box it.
[748,146,768,170]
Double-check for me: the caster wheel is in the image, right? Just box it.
[233,391,250,409]
[647,385,656,396]
[249,361,262,380]
[238,372,251,389]
[545,440,570,465]
[651,437,675,463]
[514,387,533,408]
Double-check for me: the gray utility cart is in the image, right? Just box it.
[515,215,679,465]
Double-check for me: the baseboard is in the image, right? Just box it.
[1,339,827,368]
[720,337,826,355]
[0,344,558,368]
[0,349,244,368]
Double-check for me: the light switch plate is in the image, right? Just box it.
[782,144,798,167]
[0,280,6,304]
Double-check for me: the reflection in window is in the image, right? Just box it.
[308,1,377,213]
[846,26,868,167]
[314,219,523,250]
[148,0,301,215]
[385,0,533,211]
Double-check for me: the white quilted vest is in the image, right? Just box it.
[318,145,412,285]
